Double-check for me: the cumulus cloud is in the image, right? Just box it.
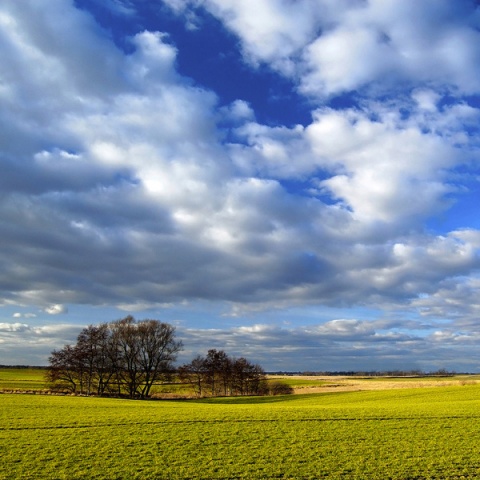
[179,319,480,371]
[162,0,325,73]
[1,0,479,310]
[0,322,81,365]
[12,313,37,319]
[44,305,68,315]
[231,104,467,228]
[0,0,478,313]
[1,0,480,369]
[0,323,29,333]
[168,0,480,98]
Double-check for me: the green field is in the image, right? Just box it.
[0,368,47,391]
[2,382,480,479]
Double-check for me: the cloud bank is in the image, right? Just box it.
[1,0,480,369]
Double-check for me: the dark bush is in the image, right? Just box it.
[269,381,294,395]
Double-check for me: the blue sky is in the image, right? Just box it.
[1,0,480,372]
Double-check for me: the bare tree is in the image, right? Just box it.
[45,344,86,393]
[76,324,118,395]
[109,316,142,398]
[178,355,206,397]
[232,357,267,395]
[136,319,182,398]
[203,349,231,396]
[179,350,267,397]
[47,316,182,398]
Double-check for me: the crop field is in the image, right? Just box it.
[3,383,480,479]
[0,368,47,391]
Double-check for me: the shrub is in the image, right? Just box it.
[269,382,294,395]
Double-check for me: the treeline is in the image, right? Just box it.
[46,316,182,398]
[178,349,267,397]
[296,369,457,377]
[0,365,47,369]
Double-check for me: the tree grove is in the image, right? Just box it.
[178,349,267,397]
[46,316,182,398]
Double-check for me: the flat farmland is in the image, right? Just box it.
[0,368,47,391]
[3,383,480,479]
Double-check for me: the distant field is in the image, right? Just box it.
[272,374,480,394]
[2,383,480,478]
[0,368,47,391]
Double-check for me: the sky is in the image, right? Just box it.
[1,0,480,372]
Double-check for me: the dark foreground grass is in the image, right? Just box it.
[2,384,480,479]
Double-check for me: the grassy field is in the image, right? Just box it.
[272,374,480,394]
[2,381,480,479]
[0,368,47,391]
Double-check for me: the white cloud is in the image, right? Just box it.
[2,313,480,370]
[169,0,480,98]
[313,319,376,337]
[162,0,328,74]
[0,322,82,365]
[12,313,37,319]
[1,0,480,370]
[0,323,29,332]
[125,31,179,84]
[179,319,480,371]
[412,89,441,112]
[231,104,466,230]
[301,25,394,96]
[44,305,68,315]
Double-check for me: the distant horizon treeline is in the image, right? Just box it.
[276,368,458,377]
[1,366,463,376]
